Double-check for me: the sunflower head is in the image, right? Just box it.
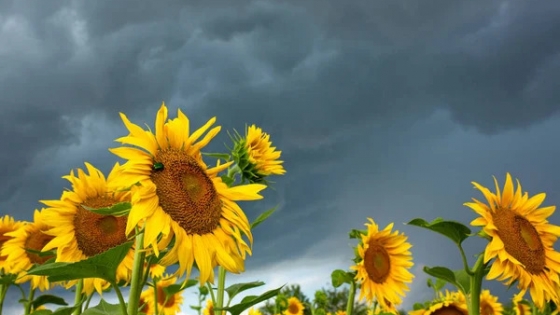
[143,274,184,315]
[480,289,503,315]
[249,307,264,315]
[0,215,25,272]
[1,210,55,291]
[40,162,135,295]
[350,218,414,309]
[284,297,305,315]
[110,103,266,284]
[203,299,215,315]
[465,173,560,308]
[409,290,467,315]
[231,124,285,184]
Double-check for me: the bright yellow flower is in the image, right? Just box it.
[350,218,414,309]
[284,297,304,315]
[0,215,24,272]
[203,299,214,315]
[142,275,184,315]
[40,162,134,295]
[512,291,531,315]
[249,307,263,315]
[110,103,266,284]
[480,289,503,315]
[1,210,55,291]
[409,290,467,315]
[465,173,560,308]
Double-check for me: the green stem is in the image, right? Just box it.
[24,287,35,315]
[458,244,475,276]
[206,282,216,303]
[468,254,486,315]
[153,278,159,315]
[0,281,9,315]
[127,228,146,315]
[346,280,356,315]
[85,293,93,309]
[215,267,227,315]
[112,282,128,315]
[72,279,84,315]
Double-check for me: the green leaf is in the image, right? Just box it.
[27,241,133,283]
[331,269,353,288]
[454,269,471,295]
[423,266,466,293]
[50,306,79,315]
[202,152,231,160]
[81,299,123,315]
[81,202,132,217]
[251,206,278,229]
[223,285,284,315]
[225,281,265,300]
[0,273,17,285]
[32,294,69,310]
[179,278,198,290]
[407,218,471,245]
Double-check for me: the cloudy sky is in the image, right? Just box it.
[2,0,560,313]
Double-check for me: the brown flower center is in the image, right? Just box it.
[481,302,494,315]
[287,301,301,314]
[25,229,55,265]
[0,229,13,262]
[157,285,176,308]
[491,208,545,274]
[138,296,149,314]
[151,148,222,235]
[74,195,128,257]
[432,305,467,315]
[364,239,391,283]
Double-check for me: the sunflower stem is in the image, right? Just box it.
[215,266,227,315]
[72,279,84,315]
[458,244,474,276]
[346,279,356,315]
[0,280,8,315]
[153,278,159,315]
[127,228,146,315]
[112,281,128,315]
[23,287,35,315]
[468,254,485,315]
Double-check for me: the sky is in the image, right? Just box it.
[1,0,560,313]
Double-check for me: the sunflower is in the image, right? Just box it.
[479,289,503,315]
[409,291,467,315]
[109,103,267,284]
[512,291,531,315]
[0,215,25,272]
[232,124,285,183]
[249,307,263,315]
[465,173,560,308]
[138,290,153,315]
[284,297,304,315]
[40,162,135,295]
[350,218,414,309]
[203,299,214,315]
[142,274,184,315]
[1,210,55,291]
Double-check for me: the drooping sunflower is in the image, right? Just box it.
[409,290,467,315]
[1,210,55,291]
[465,173,560,308]
[284,297,305,315]
[479,289,503,315]
[40,162,135,295]
[512,291,531,315]
[0,215,25,272]
[143,275,184,315]
[109,103,267,284]
[350,218,414,309]
[232,124,285,183]
[203,299,214,315]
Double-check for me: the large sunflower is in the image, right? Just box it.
[142,275,184,315]
[1,210,55,291]
[465,173,560,308]
[232,124,286,183]
[109,103,266,284]
[284,297,304,315]
[40,162,135,295]
[0,215,24,272]
[409,290,467,315]
[350,218,414,310]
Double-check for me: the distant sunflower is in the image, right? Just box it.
[284,297,304,315]
[110,103,266,283]
[513,291,531,315]
[143,275,184,315]
[249,307,263,315]
[409,291,467,315]
[139,288,154,315]
[0,215,24,272]
[350,218,414,309]
[232,124,285,183]
[40,162,134,295]
[479,289,503,315]
[465,173,560,308]
[1,210,55,291]
[203,299,214,315]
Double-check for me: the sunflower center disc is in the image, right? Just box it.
[481,303,494,315]
[364,240,391,283]
[492,209,545,274]
[151,148,222,235]
[433,306,466,315]
[288,303,300,314]
[25,230,55,265]
[157,286,176,307]
[75,196,128,257]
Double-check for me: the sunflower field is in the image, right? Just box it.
[1,103,559,315]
